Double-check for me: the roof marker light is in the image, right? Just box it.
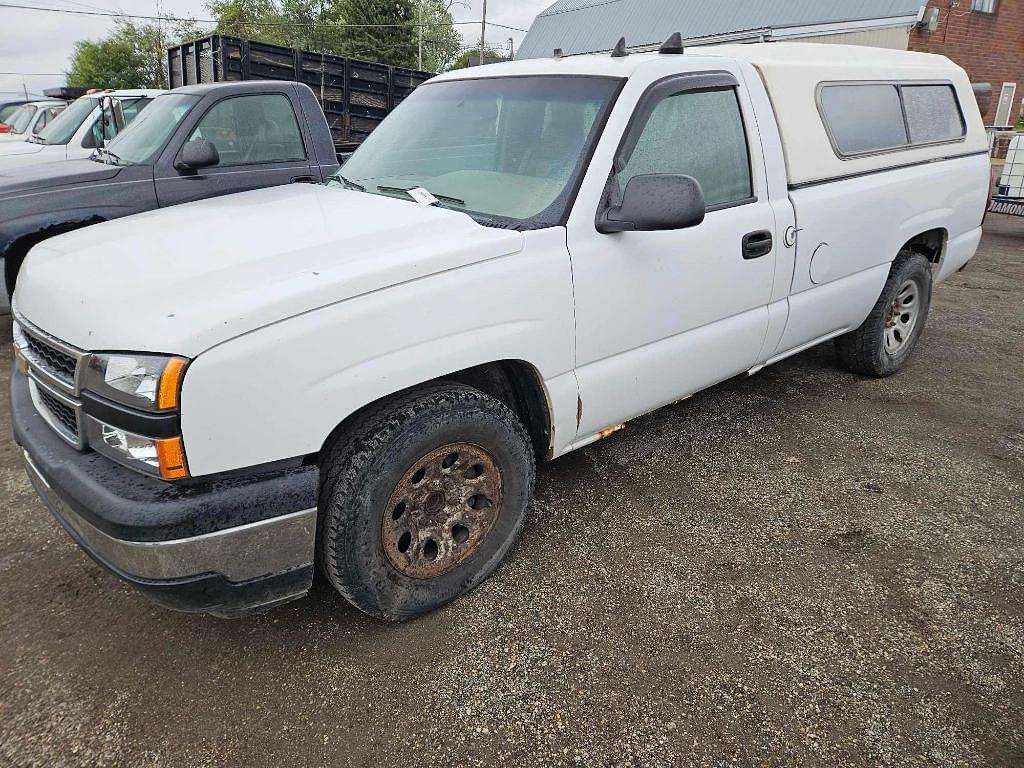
[659,32,685,55]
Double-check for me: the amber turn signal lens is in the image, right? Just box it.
[156,437,189,481]
[157,357,188,411]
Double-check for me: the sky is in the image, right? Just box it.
[0,0,552,97]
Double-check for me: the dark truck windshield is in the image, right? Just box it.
[103,93,200,164]
[338,76,621,229]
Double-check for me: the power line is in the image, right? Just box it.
[0,2,529,31]
[0,71,65,76]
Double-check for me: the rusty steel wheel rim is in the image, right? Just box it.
[382,443,504,580]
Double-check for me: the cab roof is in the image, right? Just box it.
[169,80,306,97]
[434,42,965,83]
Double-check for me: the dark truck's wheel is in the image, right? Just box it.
[836,250,933,378]
[317,384,535,621]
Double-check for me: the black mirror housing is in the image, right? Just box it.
[598,174,706,234]
[176,139,220,173]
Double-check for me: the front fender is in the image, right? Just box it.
[0,209,110,259]
[179,230,577,477]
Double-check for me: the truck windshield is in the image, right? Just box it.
[5,104,37,134]
[33,95,97,145]
[103,93,200,165]
[338,76,622,229]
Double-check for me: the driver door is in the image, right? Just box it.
[568,73,778,439]
[155,93,316,207]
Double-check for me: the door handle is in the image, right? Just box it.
[742,230,773,260]
[290,175,318,184]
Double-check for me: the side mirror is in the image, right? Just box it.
[176,139,220,173]
[597,174,706,234]
[81,127,98,149]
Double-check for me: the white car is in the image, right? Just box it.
[11,42,989,620]
[0,89,162,168]
[0,101,66,142]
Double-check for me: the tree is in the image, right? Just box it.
[450,47,504,71]
[67,16,206,90]
[417,0,462,72]
[338,0,418,69]
[278,0,348,54]
[209,0,290,46]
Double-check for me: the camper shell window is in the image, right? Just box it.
[817,81,966,159]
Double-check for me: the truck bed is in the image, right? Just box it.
[167,36,433,152]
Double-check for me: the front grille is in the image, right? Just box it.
[14,315,86,449]
[22,331,78,387]
[37,387,79,440]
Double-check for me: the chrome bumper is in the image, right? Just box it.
[24,451,317,584]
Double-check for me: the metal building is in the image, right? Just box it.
[517,0,928,59]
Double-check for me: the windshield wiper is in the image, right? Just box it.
[376,185,466,208]
[331,173,366,192]
[91,147,122,166]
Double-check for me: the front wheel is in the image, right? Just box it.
[836,250,934,378]
[317,384,535,621]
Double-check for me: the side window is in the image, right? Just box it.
[120,98,151,126]
[903,85,965,143]
[34,107,62,132]
[186,94,307,166]
[819,84,908,155]
[819,82,966,157]
[620,88,753,209]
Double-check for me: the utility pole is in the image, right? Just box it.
[479,0,487,66]
[418,0,424,71]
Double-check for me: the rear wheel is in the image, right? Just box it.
[836,250,933,377]
[317,384,535,621]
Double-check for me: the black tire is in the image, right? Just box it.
[836,250,933,378]
[317,383,535,621]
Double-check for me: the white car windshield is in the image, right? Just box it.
[101,93,200,165]
[34,95,97,145]
[338,76,622,229]
[4,104,37,134]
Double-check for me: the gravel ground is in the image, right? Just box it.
[1,216,1022,768]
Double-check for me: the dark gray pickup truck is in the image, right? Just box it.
[0,80,341,311]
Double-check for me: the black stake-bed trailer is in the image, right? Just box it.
[167,35,434,152]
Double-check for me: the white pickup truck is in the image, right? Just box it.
[0,89,161,169]
[11,42,990,620]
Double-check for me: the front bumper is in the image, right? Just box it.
[11,370,320,618]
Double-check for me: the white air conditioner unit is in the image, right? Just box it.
[916,6,941,31]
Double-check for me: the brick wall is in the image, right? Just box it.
[909,0,1024,126]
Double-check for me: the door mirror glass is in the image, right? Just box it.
[598,174,706,234]
[176,139,221,172]
[81,124,99,148]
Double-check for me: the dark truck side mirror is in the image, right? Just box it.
[597,174,706,234]
[176,139,220,173]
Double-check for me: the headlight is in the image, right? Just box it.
[83,416,189,480]
[81,354,188,412]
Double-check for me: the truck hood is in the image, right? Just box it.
[0,158,121,198]
[15,184,526,357]
[0,142,63,170]
[0,140,46,158]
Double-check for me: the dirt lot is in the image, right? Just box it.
[1,217,1022,768]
